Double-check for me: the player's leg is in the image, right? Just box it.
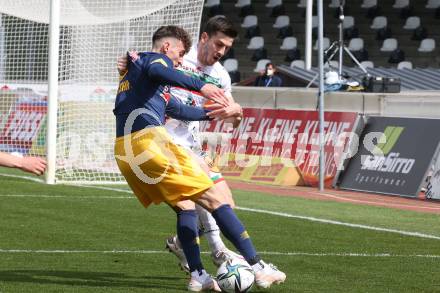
[189,154,286,288]
[171,201,221,292]
[114,127,220,291]
[166,151,239,270]
[197,152,243,264]
[196,204,244,266]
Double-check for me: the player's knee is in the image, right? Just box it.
[174,200,196,211]
[195,194,223,212]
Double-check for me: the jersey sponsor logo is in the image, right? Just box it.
[117,80,130,94]
[151,58,168,67]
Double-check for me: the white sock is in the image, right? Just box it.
[204,229,226,253]
[196,205,226,252]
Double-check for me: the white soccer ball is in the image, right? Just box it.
[216,259,255,293]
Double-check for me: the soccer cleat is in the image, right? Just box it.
[187,270,221,292]
[253,260,286,288]
[165,236,190,274]
[211,248,245,268]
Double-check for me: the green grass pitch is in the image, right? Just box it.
[1,168,440,292]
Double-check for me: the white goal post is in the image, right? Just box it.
[0,0,204,184]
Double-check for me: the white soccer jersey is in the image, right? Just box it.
[165,45,232,150]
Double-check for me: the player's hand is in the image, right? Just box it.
[200,84,231,107]
[19,156,47,176]
[117,55,128,75]
[207,102,242,120]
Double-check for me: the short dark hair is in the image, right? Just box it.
[152,25,192,53]
[202,16,238,39]
[265,62,274,69]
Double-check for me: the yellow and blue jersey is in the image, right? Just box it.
[113,52,210,137]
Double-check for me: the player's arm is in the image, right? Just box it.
[204,73,243,127]
[165,96,223,121]
[0,152,46,176]
[145,57,230,106]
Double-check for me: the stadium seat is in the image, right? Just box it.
[254,59,271,72]
[241,15,258,28]
[403,16,420,30]
[393,0,409,9]
[273,16,293,38]
[426,0,440,9]
[397,61,413,69]
[273,15,290,28]
[343,16,355,29]
[266,0,282,7]
[361,0,377,9]
[343,16,359,39]
[247,37,267,61]
[290,60,305,69]
[418,38,436,52]
[360,61,375,68]
[348,38,364,51]
[235,0,251,7]
[370,16,387,30]
[247,36,264,50]
[223,58,238,72]
[313,38,330,50]
[280,37,297,50]
[381,38,398,52]
[281,38,300,61]
[205,0,220,7]
[223,58,241,83]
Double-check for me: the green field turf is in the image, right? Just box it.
[1,168,440,292]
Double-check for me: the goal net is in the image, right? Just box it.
[0,0,204,184]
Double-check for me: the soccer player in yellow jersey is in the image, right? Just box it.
[114,25,286,291]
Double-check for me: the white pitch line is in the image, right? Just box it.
[0,249,439,259]
[236,206,440,240]
[1,175,440,241]
[0,173,44,183]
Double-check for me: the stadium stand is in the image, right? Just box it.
[202,0,440,80]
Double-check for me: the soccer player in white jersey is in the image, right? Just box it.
[164,16,244,270]
[118,17,286,290]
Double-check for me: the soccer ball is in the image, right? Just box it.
[216,259,255,293]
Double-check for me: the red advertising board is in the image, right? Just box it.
[0,101,47,153]
[201,108,359,187]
